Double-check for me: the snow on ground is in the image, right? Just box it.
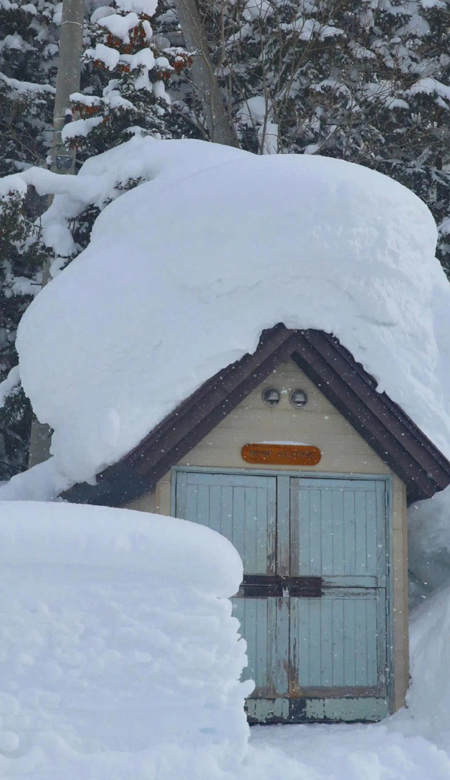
[4,136,450,494]
[0,501,448,779]
[0,501,251,779]
[245,722,450,780]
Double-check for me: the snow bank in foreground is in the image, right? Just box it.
[9,137,450,488]
[0,503,449,780]
[0,501,251,779]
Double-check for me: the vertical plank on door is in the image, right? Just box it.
[277,475,290,577]
[244,488,257,573]
[331,488,345,575]
[331,597,344,686]
[232,486,246,563]
[343,489,356,575]
[321,488,333,576]
[320,597,333,686]
[376,481,387,584]
[309,489,322,576]
[355,490,368,576]
[273,597,289,697]
[343,597,356,686]
[220,485,233,541]
[298,489,311,575]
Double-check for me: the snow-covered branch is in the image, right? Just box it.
[0,365,20,409]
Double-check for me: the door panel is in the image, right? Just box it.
[290,478,388,707]
[233,597,289,696]
[291,590,382,690]
[291,479,385,579]
[174,471,284,698]
[176,471,277,574]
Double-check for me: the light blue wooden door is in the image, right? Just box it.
[289,477,389,721]
[174,471,289,700]
[174,470,390,723]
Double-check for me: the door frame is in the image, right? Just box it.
[171,466,395,716]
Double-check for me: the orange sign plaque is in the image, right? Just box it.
[242,443,321,466]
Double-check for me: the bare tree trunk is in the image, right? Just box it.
[175,0,239,146]
[28,0,84,469]
[50,0,84,175]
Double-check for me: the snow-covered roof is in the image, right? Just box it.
[64,326,450,506]
[10,138,450,491]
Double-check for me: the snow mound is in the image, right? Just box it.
[0,501,251,778]
[0,503,449,779]
[404,585,450,740]
[408,489,450,601]
[12,138,450,486]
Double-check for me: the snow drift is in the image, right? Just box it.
[0,504,449,780]
[9,137,450,489]
[405,583,450,741]
[0,501,252,778]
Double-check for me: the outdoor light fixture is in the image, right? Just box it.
[262,387,281,407]
[290,389,308,409]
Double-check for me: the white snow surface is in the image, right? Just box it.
[404,583,450,740]
[407,487,450,599]
[98,12,141,42]
[10,137,450,489]
[0,366,20,408]
[117,0,157,13]
[0,501,251,778]
[1,500,450,780]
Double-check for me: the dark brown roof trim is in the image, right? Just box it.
[62,326,450,506]
[290,331,450,501]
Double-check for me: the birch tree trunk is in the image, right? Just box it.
[174,0,239,146]
[28,0,84,469]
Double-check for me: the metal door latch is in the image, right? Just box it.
[240,575,323,598]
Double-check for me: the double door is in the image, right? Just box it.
[174,470,391,723]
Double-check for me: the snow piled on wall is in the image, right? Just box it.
[0,501,251,779]
[8,137,450,488]
[408,492,450,601]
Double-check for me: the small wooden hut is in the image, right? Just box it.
[64,325,450,724]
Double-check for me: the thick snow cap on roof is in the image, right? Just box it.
[16,138,450,486]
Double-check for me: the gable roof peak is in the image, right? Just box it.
[63,326,450,506]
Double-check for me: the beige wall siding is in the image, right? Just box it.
[177,360,391,475]
[126,359,409,712]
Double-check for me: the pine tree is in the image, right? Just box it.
[0,0,60,479]
[0,191,47,478]
[201,0,450,269]
[67,0,199,165]
[0,0,59,175]
[56,0,201,257]
[0,0,199,479]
